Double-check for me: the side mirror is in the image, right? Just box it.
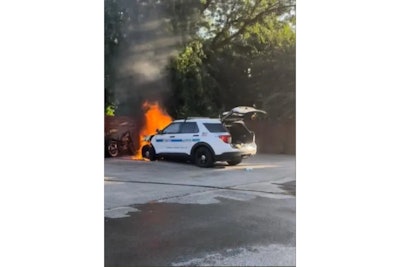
[156,129,162,134]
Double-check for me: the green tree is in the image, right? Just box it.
[167,40,219,118]
[104,0,128,111]
[166,0,296,120]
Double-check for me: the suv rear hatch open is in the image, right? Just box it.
[221,106,267,156]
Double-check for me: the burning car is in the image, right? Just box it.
[140,106,266,167]
[105,116,137,157]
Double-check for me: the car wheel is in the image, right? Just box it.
[141,145,156,161]
[227,157,242,166]
[106,140,119,157]
[194,147,214,168]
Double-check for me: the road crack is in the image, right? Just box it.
[104,178,292,195]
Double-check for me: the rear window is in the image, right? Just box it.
[203,123,228,133]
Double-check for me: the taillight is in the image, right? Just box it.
[219,134,231,144]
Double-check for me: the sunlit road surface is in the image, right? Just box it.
[105,154,295,266]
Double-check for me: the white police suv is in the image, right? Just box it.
[141,106,266,167]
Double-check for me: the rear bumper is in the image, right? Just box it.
[233,143,257,156]
[215,151,242,161]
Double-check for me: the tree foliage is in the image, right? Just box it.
[104,0,128,109]
[104,0,296,121]
[166,0,296,120]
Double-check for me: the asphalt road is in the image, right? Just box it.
[104,154,295,266]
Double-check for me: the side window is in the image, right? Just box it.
[162,123,181,134]
[203,123,228,133]
[180,122,199,133]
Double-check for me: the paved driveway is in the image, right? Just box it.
[105,154,295,266]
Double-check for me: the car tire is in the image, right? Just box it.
[194,147,214,168]
[227,157,242,166]
[106,140,119,157]
[142,145,156,161]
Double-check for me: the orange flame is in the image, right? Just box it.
[132,101,172,159]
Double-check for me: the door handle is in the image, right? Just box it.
[193,135,199,137]
[169,136,175,138]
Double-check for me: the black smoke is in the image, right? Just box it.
[106,0,201,118]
